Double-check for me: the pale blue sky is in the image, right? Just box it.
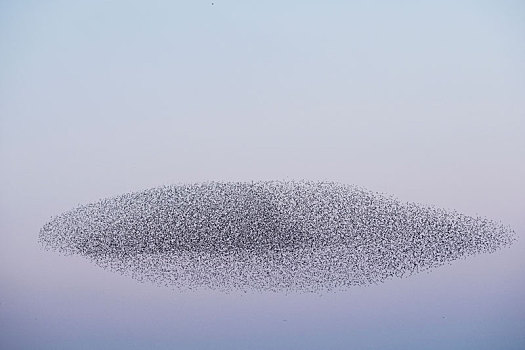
[1,1,524,349]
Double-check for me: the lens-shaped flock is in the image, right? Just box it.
[39,181,516,292]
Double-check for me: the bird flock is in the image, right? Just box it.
[39,181,516,292]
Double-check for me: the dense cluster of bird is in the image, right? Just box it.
[39,181,516,292]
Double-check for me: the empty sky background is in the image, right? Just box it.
[1,1,524,349]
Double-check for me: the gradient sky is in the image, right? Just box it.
[1,1,524,349]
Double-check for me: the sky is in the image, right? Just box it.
[1,1,524,349]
